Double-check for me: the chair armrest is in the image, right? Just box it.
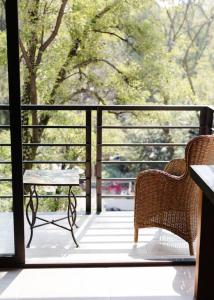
[135,169,181,195]
[134,170,184,221]
[164,158,186,176]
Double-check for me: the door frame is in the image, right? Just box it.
[0,0,25,268]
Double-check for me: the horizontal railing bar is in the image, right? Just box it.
[23,160,86,164]
[0,178,88,182]
[24,195,86,198]
[0,143,88,147]
[101,143,186,147]
[102,160,168,164]
[1,105,213,113]
[22,125,86,129]
[101,195,134,198]
[0,161,11,164]
[0,176,87,181]
[100,125,199,129]
[21,105,95,111]
[100,105,214,111]
[0,125,87,129]
[0,125,199,130]
[0,105,9,109]
[20,104,208,111]
[0,195,86,199]
[22,143,87,147]
[101,178,135,181]
[0,178,87,182]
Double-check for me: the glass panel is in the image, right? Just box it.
[0,3,15,255]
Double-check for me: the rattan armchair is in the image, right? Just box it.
[134,135,214,255]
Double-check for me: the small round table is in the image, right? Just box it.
[23,169,80,248]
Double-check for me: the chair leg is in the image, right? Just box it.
[189,242,194,256]
[134,226,138,243]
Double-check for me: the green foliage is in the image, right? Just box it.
[102,110,198,179]
[0,4,8,103]
[18,0,164,106]
[1,0,214,212]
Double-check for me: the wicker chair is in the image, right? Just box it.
[134,135,214,256]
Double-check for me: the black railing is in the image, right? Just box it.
[0,105,213,214]
[96,105,214,212]
[0,106,92,213]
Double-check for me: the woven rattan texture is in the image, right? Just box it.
[134,135,214,255]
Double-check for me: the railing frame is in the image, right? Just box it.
[0,106,92,214]
[95,105,214,213]
[2,0,213,269]
[0,104,213,268]
[0,105,213,215]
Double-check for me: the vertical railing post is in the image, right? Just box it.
[96,108,102,213]
[199,107,213,135]
[5,0,25,264]
[85,109,92,214]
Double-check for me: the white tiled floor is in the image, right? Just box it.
[25,212,195,263]
[0,212,195,263]
[0,266,195,299]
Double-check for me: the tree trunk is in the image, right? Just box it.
[22,69,40,171]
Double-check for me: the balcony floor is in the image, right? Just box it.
[0,266,195,300]
[0,211,195,263]
[23,211,194,264]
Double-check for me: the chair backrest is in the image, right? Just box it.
[185,135,214,170]
[183,135,214,240]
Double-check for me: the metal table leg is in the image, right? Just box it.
[25,184,79,248]
[26,185,39,248]
[67,186,79,247]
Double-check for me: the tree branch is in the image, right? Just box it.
[48,39,81,103]
[94,2,118,20]
[63,71,80,81]
[90,0,121,25]
[93,90,106,105]
[72,58,126,79]
[182,19,213,95]
[19,37,31,69]
[93,29,128,43]
[173,0,191,41]
[36,0,68,66]
[92,29,137,52]
[70,88,107,105]
[38,2,49,48]
[165,9,177,51]
[183,21,210,67]
[196,3,210,21]
[71,58,133,87]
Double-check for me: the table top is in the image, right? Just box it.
[190,165,214,204]
[23,169,80,186]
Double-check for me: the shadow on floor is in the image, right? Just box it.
[23,212,193,262]
[0,270,21,295]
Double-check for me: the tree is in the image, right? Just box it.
[156,0,214,101]
[17,0,166,168]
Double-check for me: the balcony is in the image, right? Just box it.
[0,105,213,264]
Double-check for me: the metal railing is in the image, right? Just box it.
[0,106,92,213]
[96,105,214,212]
[0,105,213,213]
